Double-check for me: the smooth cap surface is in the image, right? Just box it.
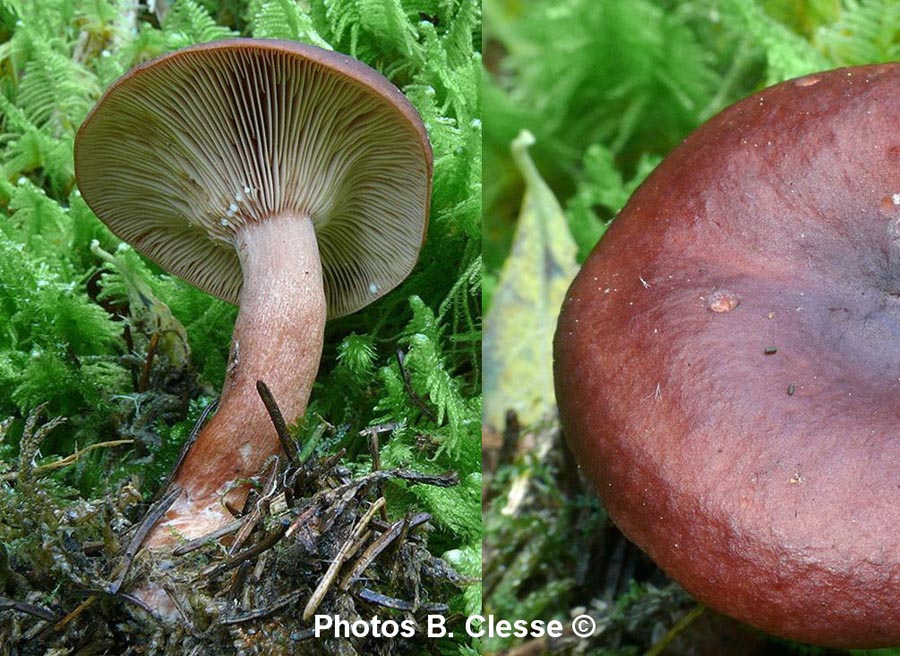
[555,64,900,647]
[76,38,432,318]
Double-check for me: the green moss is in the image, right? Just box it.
[1,0,480,652]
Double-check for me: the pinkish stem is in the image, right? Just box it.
[145,213,326,547]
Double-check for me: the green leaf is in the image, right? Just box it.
[482,130,578,431]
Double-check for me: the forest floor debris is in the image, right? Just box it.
[1,401,468,655]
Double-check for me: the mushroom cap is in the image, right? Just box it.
[75,39,432,318]
[555,63,900,648]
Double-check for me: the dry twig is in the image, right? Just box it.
[110,485,182,594]
[303,497,386,620]
[396,350,437,421]
[0,597,59,623]
[0,439,133,483]
[256,380,299,465]
[339,512,431,590]
[198,522,288,580]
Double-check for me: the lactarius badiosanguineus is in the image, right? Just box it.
[75,39,431,549]
[555,64,900,647]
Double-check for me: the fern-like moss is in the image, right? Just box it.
[1,1,480,651]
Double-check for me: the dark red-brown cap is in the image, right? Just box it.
[75,38,432,318]
[555,64,900,648]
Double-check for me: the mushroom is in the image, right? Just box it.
[75,39,432,547]
[554,63,900,648]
